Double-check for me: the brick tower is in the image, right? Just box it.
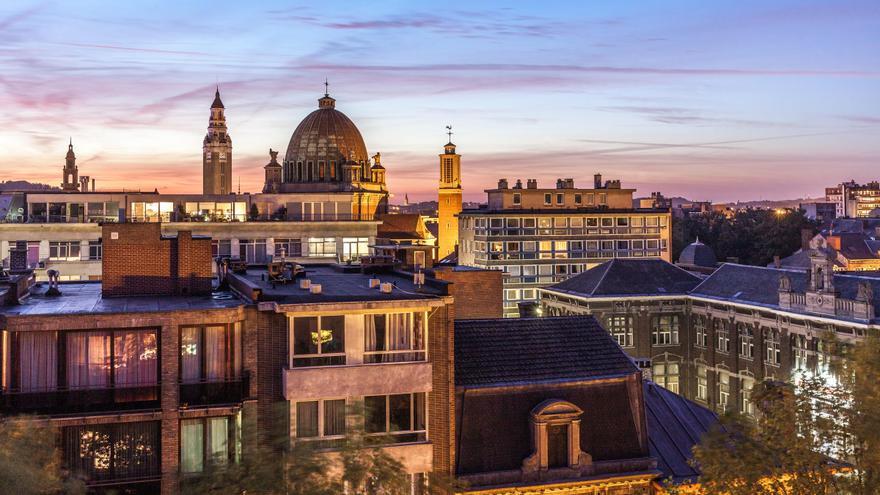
[438,128,462,260]
[61,139,78,191]
[203,87,232,194]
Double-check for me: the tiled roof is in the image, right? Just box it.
[644,381,719,484]
[548,259,701,297]
[454,316,638,388]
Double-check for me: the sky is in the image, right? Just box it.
[0,0,878,203]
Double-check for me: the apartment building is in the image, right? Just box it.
[458,175,672,316]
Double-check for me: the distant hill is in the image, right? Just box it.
[724,197,826,209]
[0,180,60,192]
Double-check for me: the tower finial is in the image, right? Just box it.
[446,125,453,144]
[69,137,72,148]
[324,78,329,97]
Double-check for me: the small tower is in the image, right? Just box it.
[203,87,233,195]
[262,148,282,193]
[805,248,838,315]
[370,152,386,186]
[62,139,78,191]
[438,126,462,259]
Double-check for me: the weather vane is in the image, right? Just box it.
[446,125,453,143]
[324,78,329,97]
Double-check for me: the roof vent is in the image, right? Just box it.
[380,282,393,294]
[299,279,311,290]
[309,284,322,294]
[368,278,381,288]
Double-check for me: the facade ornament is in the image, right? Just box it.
[778,274,791,292]
[857,281,874,302]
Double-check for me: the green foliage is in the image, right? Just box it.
[671,335,880,495]
[672,209,817,266]
[0,419,85,495]
[248,203,260,221]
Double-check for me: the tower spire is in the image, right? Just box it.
[446,125,453,144]
[324,78,329,97]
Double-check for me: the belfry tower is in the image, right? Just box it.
[62,139,78,191]
[438,126,462,259]
[203,87,232,195]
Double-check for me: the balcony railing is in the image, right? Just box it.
[0,384,160,415]
[179,373,249,407]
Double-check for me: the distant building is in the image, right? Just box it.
[541,256,879,414]
[774,230,880,272]
[203,88,233,195]
[458,175,672,317]
[437,139,462,260]
[826,180,880,218]
[800,201,837,222]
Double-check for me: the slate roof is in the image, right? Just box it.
[644,381,719,484]
[454,316,638,388]
[678,240,717,268]
[547,259,701,297]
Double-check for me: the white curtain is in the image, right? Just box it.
[18,332,57,392]
[67,332,110,389]
[114,330,157,387]
[364,315,379,352]
[387,313,411,351]
[181,420,204,473]
[208,417,228,466]
[205,326,226,381]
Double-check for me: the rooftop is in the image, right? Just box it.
[547,259,701,298]
[454,316,638,388]
[2,282,243,317]
[459,206,669,215]
[231,264,446,305]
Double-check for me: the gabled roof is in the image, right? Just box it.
[547,259,701,297]
[454,316,638,388]
[644,381,719,484]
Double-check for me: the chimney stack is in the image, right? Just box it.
[594,173,602,189]
[498,178,509,189]
[556,179,564,189]
[526,179,538,189]
[514,179,523,189]
[9,241,29,273]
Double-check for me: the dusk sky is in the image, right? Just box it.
[1,1,878,203]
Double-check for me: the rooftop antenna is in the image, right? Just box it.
[446,125,453,143]
[324,78,329,97]
[237,176,241,195]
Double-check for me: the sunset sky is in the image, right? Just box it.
[1,0,878,202]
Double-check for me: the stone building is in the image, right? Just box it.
[458,175,672,316]
[540,256,880,414]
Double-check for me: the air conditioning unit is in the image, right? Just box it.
[380,282,393,294]
[309,284,322,294]
[368,278,381,288]
[299,279,311,290]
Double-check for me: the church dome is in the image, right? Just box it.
[284,94,368,171]
[678,238,717,268]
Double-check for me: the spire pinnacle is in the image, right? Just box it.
[445,125,453,144]
[324,78,329,97]
[211,86,225,109]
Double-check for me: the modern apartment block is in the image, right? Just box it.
[458,175,672,316]
[826,181,880,218]
[540,254,880,415]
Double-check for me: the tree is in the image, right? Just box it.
[248,203,260,221]
[669,335,880,495]
[0,418,86,495]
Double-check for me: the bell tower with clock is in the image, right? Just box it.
[203,87,233,195]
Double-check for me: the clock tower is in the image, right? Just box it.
[438,127,462,259]
[203,87,232,195]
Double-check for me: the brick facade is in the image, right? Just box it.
[433,267,503,320]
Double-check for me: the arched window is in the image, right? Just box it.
[521,399,591,474]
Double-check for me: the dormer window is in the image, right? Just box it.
[522,399,591,474]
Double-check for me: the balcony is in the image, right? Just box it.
[283,361,431,401]
[0,385,160,415]
[179,373,249,407]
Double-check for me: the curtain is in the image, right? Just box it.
[205,326,226,381]
[180,420,204,473]
[296,401,319,438]
[67,332,110,389]
[180,327,201,383]
[364,315,381,352]
[385,314,411,362]
[18,332,57,392]
[114,330,158,387]
[324,399,346,436]
[208,417,228,466]
[413,312,425,351]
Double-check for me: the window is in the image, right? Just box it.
[651,315,679,345]
[67,329,158,390]
[548,424,569,468]
[598,193,607,205]
[274,238,302,257]
[739,324,754,359]
[525,400,585,473]
[342,237,369,262]
[513,193,521,205]
[715,320,730,353]
[49,241,81,261]
[765,328,781,365]
[87,240,102,260]
[364,393,426,443]
[717,373,730,411]
[63,421,160,482]
[294,399,346,442]
[606,315,633,347]
[574,194,582,204]
[696,365,708,401]
[308,237,337,258]
[694,316,708,347]
[793,335,808,370]
[211,240,232,258]
[15,332,58,392]
[180,323,242,382]
[181,414,241,473]
[239,239,267,264]
[544,193,552,205]
[292,316,345,367]
[740,377,755,416]
[556,193,564,205]
[364,313,426,363]
[652,362,679,393]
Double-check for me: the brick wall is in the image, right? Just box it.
[433,267,503,319]
[428,302,456,480]
[102,223,213,297]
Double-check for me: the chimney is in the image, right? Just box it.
[801,228,813,251]
[526,179,538,189]
[594,173,602,189]
[556,179,564,189]
[564,178,574,189]
[514,179,523,189]
[498,178,508,189]
[91,178,96,191]
[9,241,29,273]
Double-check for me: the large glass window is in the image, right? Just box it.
[696,364,708,402]
[239,239,267,264]
[291,316,345,367]
[738,324,754,359]
[49,241,81,261]
[308,237,337,258]
[180,323,242,383]
[342,237,369,262]
[765,328,781,365]
[294,399,346,441]
[16,332,58,392]
[87,240,102,260]
[651,315,679,346]
[605,315,633,347]
[653,362,680,393]
[715,320,730,353]
[67,331,110,389]
[364,313,426,363]
[63,421,160,482]
[274,238,302,258]
[180,415,241,473]
[694,316,708,347]
[212,240,232,258]
[364,393,426,443]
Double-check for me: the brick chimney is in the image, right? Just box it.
[9,241,29,273]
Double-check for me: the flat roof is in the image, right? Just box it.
[458,207,670,215]
[235,264,446,305]
[3,283,244,317]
